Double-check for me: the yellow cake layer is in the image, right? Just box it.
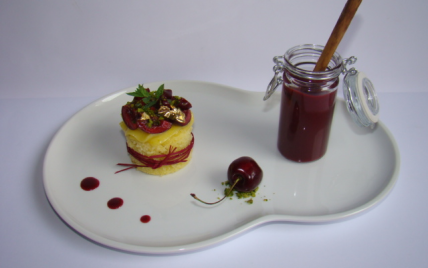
[120,111,194,176]
[119,111,194,146]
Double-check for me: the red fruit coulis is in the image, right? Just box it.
[277,83,337,162]
[80,177,100,191]
[107,197,124,209]
[140,215,151,223]
[80,177,151,223]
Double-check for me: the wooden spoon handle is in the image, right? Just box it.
[313,0,362,72]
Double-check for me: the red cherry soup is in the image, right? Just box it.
[274,44,343,162]
[277,75,338,162]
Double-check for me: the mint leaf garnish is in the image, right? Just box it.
[126,83,165,109]
[127,84,151,98]
[143,84,165,108]
[155,84,164,99]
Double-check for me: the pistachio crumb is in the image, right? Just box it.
[220,181,260,204]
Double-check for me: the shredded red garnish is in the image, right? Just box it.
[115,134,194,173]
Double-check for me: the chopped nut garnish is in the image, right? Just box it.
[158,106,185,123]
[139,112,151,120]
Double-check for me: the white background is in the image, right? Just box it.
[2,0,427,99]
[1,1,428,268]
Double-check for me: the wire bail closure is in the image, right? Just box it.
[264,54,380,128]
[264,56,286,101]
[342,56,358,75]
[264,55,359,101]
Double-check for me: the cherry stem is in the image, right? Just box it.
[190,178,240,205]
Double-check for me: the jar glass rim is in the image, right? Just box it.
[283,44,343,80]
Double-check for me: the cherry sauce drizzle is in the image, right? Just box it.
[81,177,151,223]
[140,215,151,223]
[107,197,124,209]
[80,177,99,191]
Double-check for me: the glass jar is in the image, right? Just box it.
[276,44,344,162]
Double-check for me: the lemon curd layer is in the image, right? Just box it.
[120,111,194,146]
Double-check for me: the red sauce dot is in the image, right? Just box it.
[140,215,151,223]
[107,197,123,209]
[81,177,99,191]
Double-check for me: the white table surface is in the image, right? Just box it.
[1,1,428,267]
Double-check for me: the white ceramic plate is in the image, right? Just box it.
[43,80,400,254]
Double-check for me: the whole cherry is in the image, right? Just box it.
[190,156,263,205]
[227,156,263,192]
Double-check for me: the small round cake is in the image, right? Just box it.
[118,84,194,176]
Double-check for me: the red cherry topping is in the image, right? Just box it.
[121,106,138,130]
[163,89,173,99]
[160,98,171,108]
[177,97,192,110]
[122,84,192,133]
[137,119,172,134]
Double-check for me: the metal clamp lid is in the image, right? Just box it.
[342,57,379,128]
[264,56,285,101]
[264,54,380,129]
